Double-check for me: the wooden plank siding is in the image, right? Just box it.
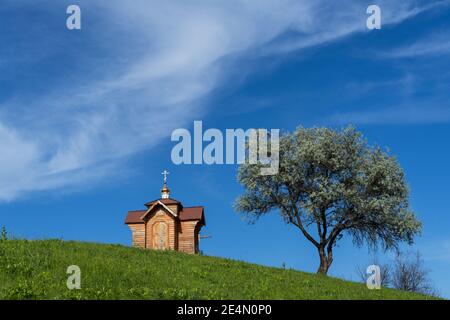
[129,224,145,248]
[178,220,200,254]
[166,204,180,215]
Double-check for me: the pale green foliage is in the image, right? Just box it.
[235,126,421,272]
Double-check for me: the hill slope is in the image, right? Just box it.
[0,240,434,300]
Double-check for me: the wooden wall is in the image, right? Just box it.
[127,208,201,254]
[128,224,145,248]
[178,220,200,254]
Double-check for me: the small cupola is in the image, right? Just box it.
[161,170,170,199]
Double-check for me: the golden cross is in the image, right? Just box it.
[161,170,170,184]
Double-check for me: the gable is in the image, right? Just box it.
[140,201,177,221]
[147,208,175,223]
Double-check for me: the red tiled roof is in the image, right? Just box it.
[144,198,181,207]
[124,206,205,225]
[179,206,204,222]
[124,210,146,224]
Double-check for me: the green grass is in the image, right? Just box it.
[0,239,437,300]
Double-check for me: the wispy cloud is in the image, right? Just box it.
[0,0,445,201]
[329,105,450,125]
[344,74,418,97]
[420,239,450,263]
[383,34,450,58]
[263,0,450,54]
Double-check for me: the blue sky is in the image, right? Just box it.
[1,0,450,297]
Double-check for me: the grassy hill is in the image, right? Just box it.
[0,239,436,300]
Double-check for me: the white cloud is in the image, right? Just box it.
[329,105,450,125]
[0,123,40,201]
[383,34,450,58]
[0,0,445,201]
[420,239,450,263]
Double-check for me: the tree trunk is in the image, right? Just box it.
[317,247,332,274]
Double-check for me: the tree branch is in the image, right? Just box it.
[289,212,320,248]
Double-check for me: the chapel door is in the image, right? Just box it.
[152,221,168,250]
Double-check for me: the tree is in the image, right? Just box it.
[235,126,421,274]
[356,251,437,296]
[392,251,436,296]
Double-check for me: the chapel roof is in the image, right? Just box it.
[144,198,181,207]
[125,204,205,225]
